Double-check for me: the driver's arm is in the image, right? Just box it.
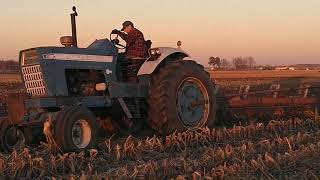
[118,32,128,42]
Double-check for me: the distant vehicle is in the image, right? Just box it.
[260,66,273,70]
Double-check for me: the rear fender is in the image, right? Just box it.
[137,47,189,75]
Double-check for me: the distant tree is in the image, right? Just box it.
[233,57,245,70]
[208,56,215,67]
[208,56,221,69]
[0,60,19,73]
[245,56,256,69]
[232,56,256,70]
[220,58,231,69]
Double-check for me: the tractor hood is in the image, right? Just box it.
[19,39,118,97]
[20,39,117,66]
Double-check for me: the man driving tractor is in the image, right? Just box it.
[111,21,148,82]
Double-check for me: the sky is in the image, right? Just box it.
[0,0,319,66]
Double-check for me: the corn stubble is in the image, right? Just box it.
[0,117,319,179]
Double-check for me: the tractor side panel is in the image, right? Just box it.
[37,47,118,97]
[108,82,149,98]
[25,96,113,109]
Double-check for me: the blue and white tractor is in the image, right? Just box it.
[0,7,217,152]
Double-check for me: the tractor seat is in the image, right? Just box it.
[145,40,152,57]
[145,40,152,49]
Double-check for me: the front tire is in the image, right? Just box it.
[54,106,98,152]
[147,60,217,135]
[0,118,31,152]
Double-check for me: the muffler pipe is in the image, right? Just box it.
[70,6,78,47]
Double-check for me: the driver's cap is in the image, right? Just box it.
[121,21,133,31]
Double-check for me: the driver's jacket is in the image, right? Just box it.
[118,28,147,58]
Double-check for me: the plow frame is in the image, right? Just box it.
[217,85,320,122]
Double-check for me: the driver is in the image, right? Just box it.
[111,21,148,82]
[111,21,147,59]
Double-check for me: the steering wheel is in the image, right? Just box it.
[110,33,126,49]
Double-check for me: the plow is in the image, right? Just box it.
[0,7,319,154]
[217,84,320,125]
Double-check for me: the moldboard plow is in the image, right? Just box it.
[216,84,320,125]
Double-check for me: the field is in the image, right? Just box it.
[0,71,320,179]
[212,70,320,79]
[212,70,320,96]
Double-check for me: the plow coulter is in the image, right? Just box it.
[216,84,320,126]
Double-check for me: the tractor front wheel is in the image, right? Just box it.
[0,118,32,152]
[54,106,98,152]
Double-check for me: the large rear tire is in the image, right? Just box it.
[54,106,98,152]
[147,60,217,135]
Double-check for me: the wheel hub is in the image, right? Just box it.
[71,119,91,149]
[4,126,25,150]
[177,77,210,127]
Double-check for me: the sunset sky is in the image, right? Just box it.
[0,0,319,66]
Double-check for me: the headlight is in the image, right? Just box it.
[148,48,161,61]
[149,48,161,56]
[95,83,107,91]
[21,49,38,66]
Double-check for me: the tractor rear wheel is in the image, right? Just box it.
[54,106,98,152]
[147,60,217,135]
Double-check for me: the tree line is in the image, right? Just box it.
[208,56,256,70]
[0,60,19,73]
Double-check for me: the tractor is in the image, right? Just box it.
[0,7,217,152]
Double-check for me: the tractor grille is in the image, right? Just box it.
[22,65,46,96]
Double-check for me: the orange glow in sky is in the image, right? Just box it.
[0,0,319,66]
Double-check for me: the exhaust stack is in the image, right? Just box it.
[70,6,78,47]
